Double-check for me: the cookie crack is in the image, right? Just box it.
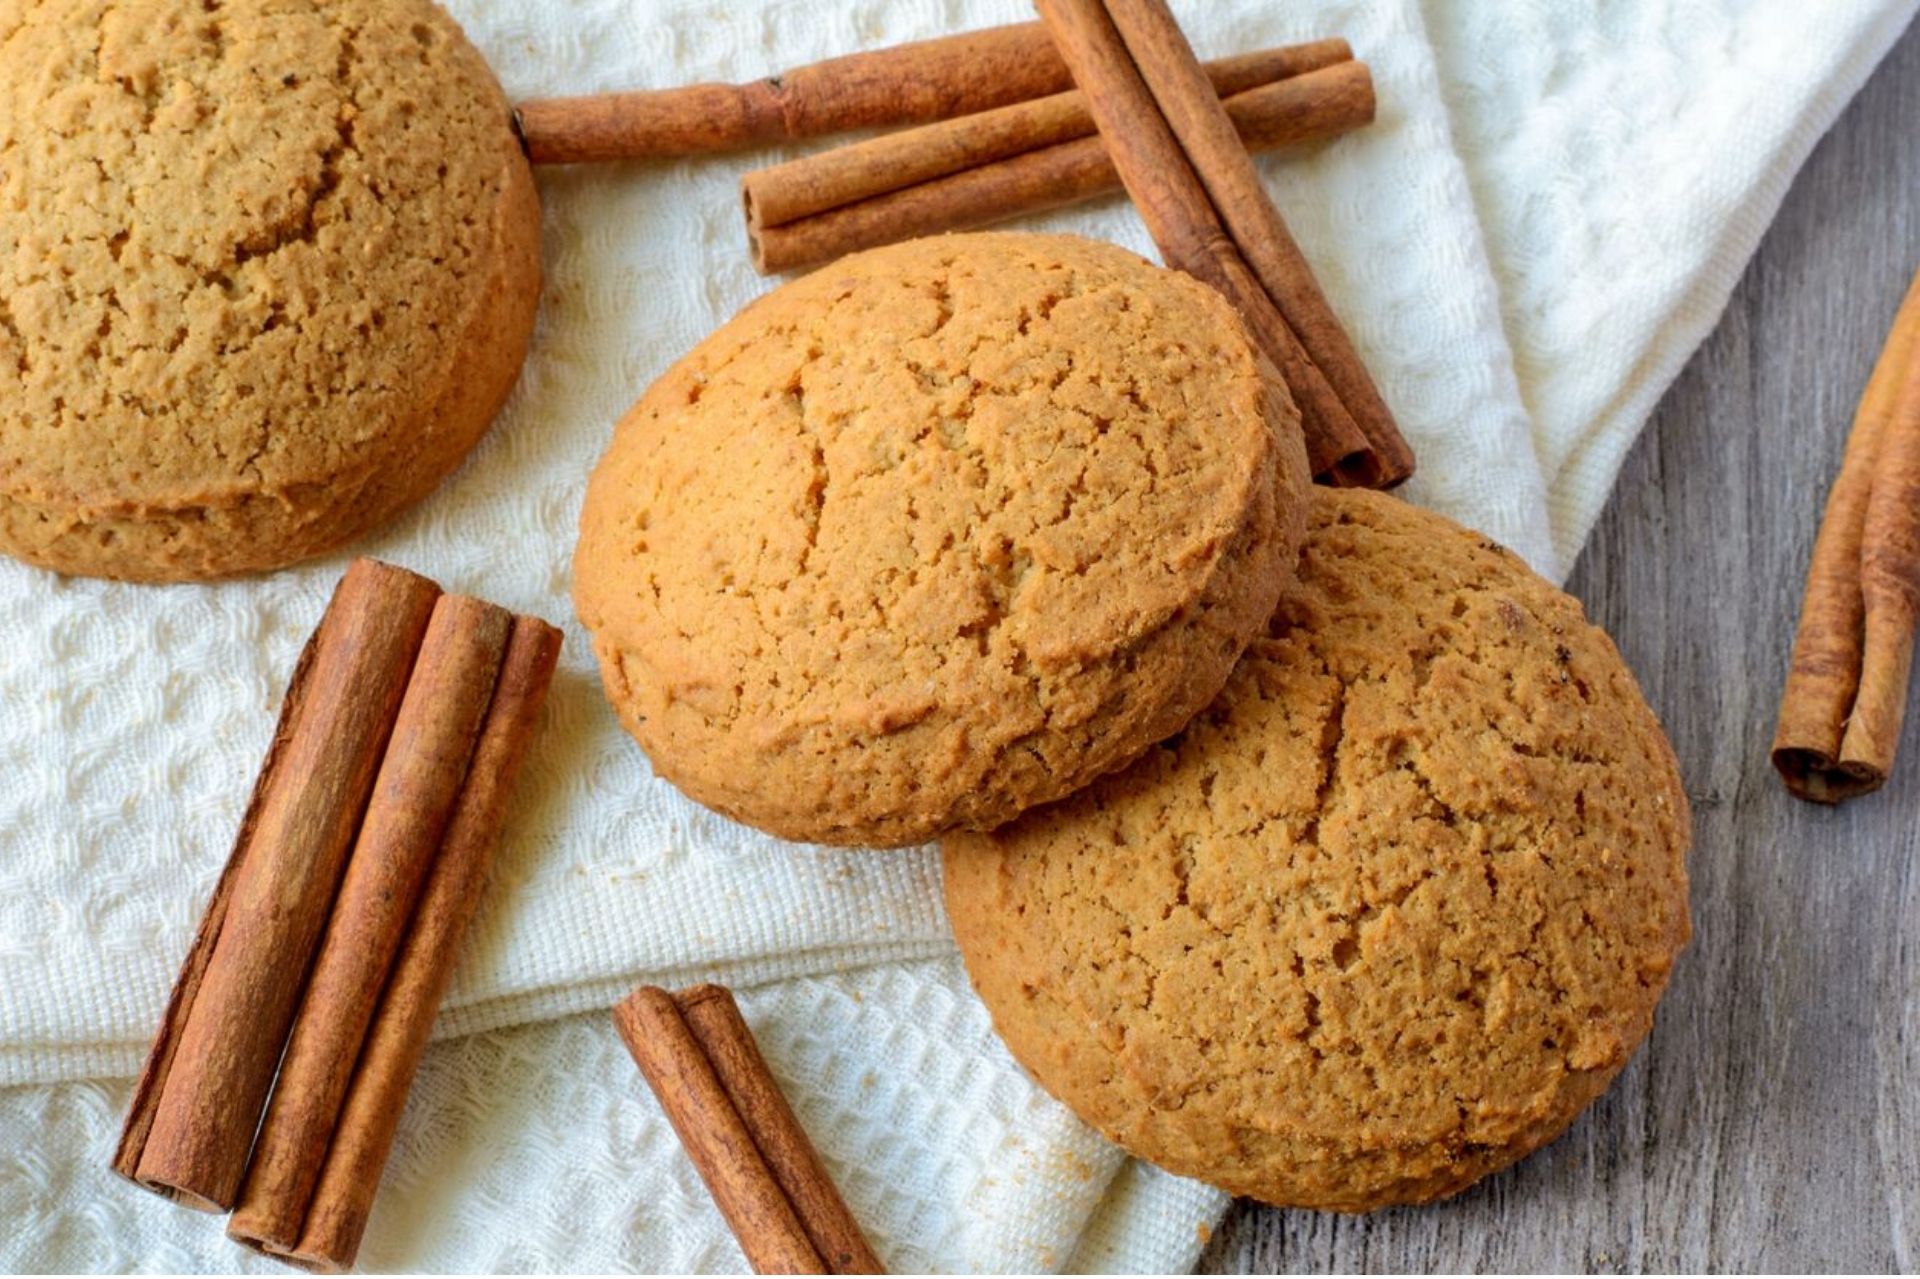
[0,295,25,374]
[787,371,826,576]
[1299,671,1347,847]
[237,115,351,264]
[1393,738,1461,828]
[926,272,952,336]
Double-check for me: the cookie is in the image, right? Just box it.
[944,488,1691,1211]
[574,232,1310,847]
[0,0,541,580]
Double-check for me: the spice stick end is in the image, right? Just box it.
[226,1207,300,1257]
[674,983,735,1012]
[1323,451,1384,490]
[741,179,764,233]
[1771,747,1885,804]
[338,557,444,621]
[270,1244,347,1275]
[132,1176,228,1214]
[747,225,775,276]
[613,985,680,1048]
[1351,62,1378,125]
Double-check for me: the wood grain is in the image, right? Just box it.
[1201,17,1920,1274]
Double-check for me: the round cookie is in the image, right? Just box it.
[574,232,1310,848]
[944,488,1691,1211]
[0,0,541,580]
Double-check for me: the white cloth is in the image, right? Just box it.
[1,0,1910,1271]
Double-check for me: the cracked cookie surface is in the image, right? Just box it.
[0,0,541,580]
[573,232,1309,847]
[944,488,1691,1210]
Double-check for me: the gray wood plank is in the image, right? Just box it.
[1201,16,1920,1274]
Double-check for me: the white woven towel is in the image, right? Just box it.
[2,0,1911,1271]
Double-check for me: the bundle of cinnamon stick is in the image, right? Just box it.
[113,558,562,1272]
[615,984,883,1275]
[740,45,1375,275]
[1773,266,1920,802]
[514,13,1408,487]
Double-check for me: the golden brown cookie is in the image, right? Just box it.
[574,232,1310,847]
[0,0,541,581]
[945,488,1691,1211]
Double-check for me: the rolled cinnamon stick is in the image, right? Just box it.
[518,22,1076,165]
[1032,0,1371,481]
[615,987,828,1275]
[742,38,1352,231]
[227,594,512,1254]
[746,61,1375,276]
[677,986,882,1275]
[1774,266,1920,801]
[284,615,563,1272]
[1844,356,1920,774]
[120,559,441,1212]
[1101,0,1412,487]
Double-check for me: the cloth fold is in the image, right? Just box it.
[1,0,1910,1270]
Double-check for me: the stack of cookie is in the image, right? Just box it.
[575,231,1691,1210]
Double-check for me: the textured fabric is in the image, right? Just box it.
[1,957,1224,1273]
[0,0,1909,1271]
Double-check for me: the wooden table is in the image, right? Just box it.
[1201,18,1920,1273]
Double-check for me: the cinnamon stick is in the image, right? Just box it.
[677,986,882,1275]
[746,61,1375,276]
[517,22,1077,165]
[614,987,829,1274]
[1031,0,1371,481]
[284,615,564,1272]
[119,559,441,1212]
[1774,266,1920,801]
[742,39,1352,231]
[1102,0,1412,486]
[227,594,512,1255]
